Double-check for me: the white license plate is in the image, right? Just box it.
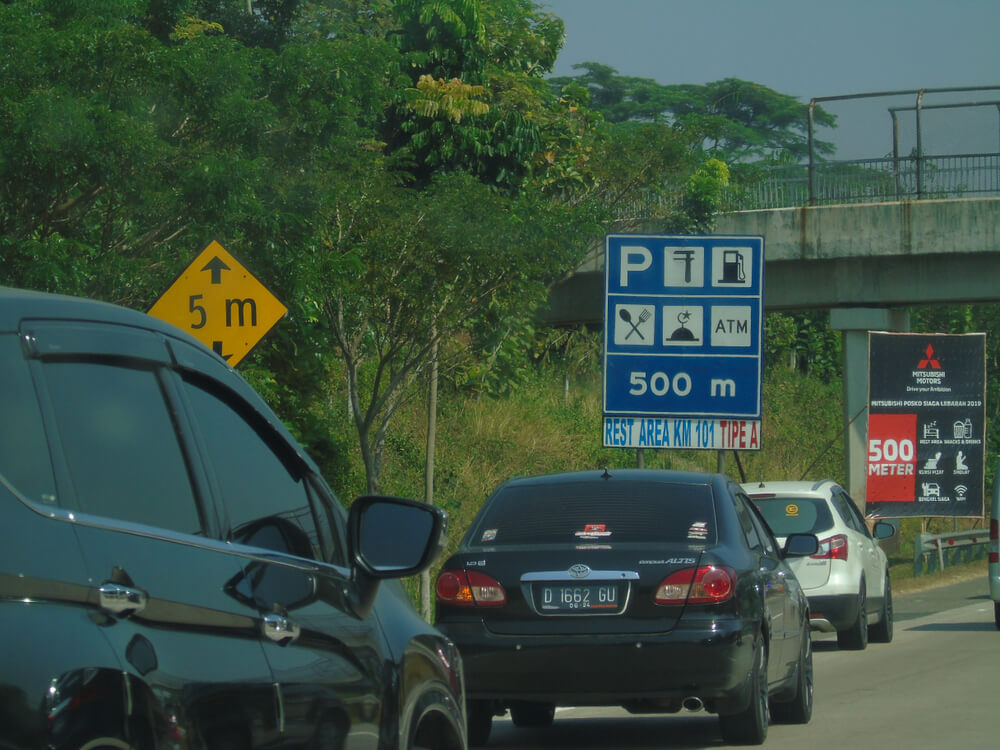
[538,583,621,612]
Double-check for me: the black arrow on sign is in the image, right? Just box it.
[202,256,231,284]
[212,341,233,361]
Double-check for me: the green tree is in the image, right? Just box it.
[549,65,837,162]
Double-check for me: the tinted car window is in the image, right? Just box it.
[753,496,834,536]
[832,489,868,535]
[183,378,323,561]
[732,492,763,550]
[42,361,203,534]
[469,480,716,546]
[0,334,57,505]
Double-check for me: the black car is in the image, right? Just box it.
[0,286,467,750]
[434,468,818,746]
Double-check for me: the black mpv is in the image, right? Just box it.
[0,286,466,750]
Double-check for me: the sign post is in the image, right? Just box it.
[866,332,986,518]
[149,241,287,366]
[602,234,764,451]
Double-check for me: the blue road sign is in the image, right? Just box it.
[603,235,764,447]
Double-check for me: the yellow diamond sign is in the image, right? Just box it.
[149,241,287,366]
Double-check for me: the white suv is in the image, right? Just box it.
[742,480,896,650]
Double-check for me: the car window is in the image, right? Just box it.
[0,334,57,505]
[833,489,869,536]
[732,493,763,550]
[741,495,779,555]
[469,480,716,546]
[41,360,204,534]
[182,377,328,562]
[752,496,834,537]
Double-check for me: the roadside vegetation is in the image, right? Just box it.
[1,1,993,607]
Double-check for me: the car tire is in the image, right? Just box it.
[719,639,768,745]
[770,625,813,724]
[994,601,1000,630]
[868,573,894,643]
[467,701,493,747]
[509,701,555,728]
[837,580,869,650]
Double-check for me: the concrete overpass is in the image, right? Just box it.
[544,196,1000,507]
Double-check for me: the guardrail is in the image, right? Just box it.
[913,529,991,576]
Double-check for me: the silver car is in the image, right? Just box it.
[742,480,895,650]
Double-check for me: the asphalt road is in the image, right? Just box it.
[481,573,998,750]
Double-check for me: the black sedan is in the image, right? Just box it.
[434,468,818,746]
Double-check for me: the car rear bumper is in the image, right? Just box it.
[437,618,756,713]
[806,593,861,632]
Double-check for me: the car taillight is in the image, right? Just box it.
[812,534,848,561]
[654,566,735,605]
[435,570,507,607]
[990,519,998,564]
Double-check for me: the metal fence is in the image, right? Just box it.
[722,153,1000,211]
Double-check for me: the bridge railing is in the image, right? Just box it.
[721,152,1000,211]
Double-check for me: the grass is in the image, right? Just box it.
[312,355,992,607]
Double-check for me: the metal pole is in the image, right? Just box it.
[891,109,901,199]
[808,100,817,206]
[916,90,925,198]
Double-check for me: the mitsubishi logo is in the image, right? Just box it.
[917,344,941,370]
[568,564,591,579]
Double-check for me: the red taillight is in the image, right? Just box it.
[812,534,848,561]
[655,566,735,605]
[990,519,998,564]
[435,569,507,607]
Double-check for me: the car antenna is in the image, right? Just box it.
[601,467,612,480]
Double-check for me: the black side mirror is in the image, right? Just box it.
[783,533,819,557]
[873,521,896,540]
[346,496,447,619]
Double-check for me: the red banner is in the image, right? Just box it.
[866,413,917,503]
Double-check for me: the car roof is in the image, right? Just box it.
[499,467,731,491]
[0,285,320,474]
[0,285,206,344]
[740,479,840,497]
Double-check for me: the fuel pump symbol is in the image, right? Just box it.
[718,250,746,284]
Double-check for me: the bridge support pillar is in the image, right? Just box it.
[830,308,911,515]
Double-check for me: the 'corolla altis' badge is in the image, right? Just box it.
[568,564,591,579]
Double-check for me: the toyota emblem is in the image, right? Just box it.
[568,564,591,579]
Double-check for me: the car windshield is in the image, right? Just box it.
[468,480,716,547]
[751,496,834,537]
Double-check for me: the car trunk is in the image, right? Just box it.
[466,545,708,636]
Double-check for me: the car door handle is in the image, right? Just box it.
[98,583,148,616]
[263,612,301,644]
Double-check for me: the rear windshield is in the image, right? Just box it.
[468,480,716,547]
[751,496,834,537]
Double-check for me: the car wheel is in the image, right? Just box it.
[509,701,555,728]
[994,601,1000,630]
[837,580,869,650]
[770,624,813,724]
[467,701,493,747]
[719,639,768,745]
[868,572,894,643]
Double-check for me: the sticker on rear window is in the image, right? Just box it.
[575,523,612,538]
[480,528,497,542]
[687,521,709,540]
[785,504,800,517]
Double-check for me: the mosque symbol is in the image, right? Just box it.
[669,309,699,342]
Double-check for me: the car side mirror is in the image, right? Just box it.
[873,521,896,540]
[346,496,447,618]
[783,533,819,557]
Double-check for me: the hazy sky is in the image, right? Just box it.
[541,0,1000,158]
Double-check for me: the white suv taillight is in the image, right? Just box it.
[812,533,848,561]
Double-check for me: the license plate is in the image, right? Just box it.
[537,583,623,613]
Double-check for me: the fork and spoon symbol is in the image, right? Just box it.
[619,307,650,340]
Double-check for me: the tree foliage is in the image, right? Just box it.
[549,64,837,162]
[0,0,851,499]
